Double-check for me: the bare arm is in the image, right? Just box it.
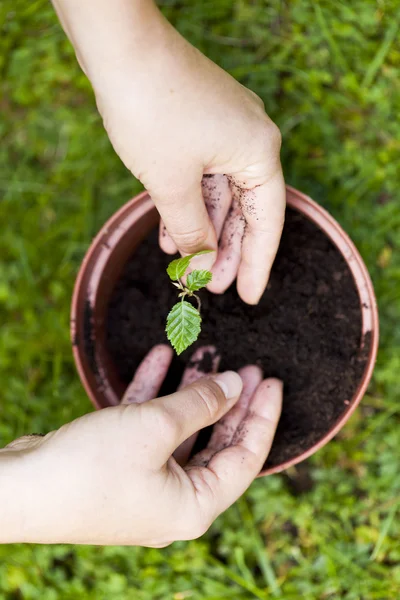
[0,371,282,545]
[52,0,285,304]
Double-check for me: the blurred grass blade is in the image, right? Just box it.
[238,499,281,597]
[370,500,400,561]
[207,556,267,599]
[234,546,257,586]
[362,14,400,88]
[314,4,349,73]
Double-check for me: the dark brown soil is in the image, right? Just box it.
[106,208,370,468]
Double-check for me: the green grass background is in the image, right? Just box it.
[1,0,400,598]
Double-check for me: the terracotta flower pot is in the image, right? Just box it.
[71,185,379,476]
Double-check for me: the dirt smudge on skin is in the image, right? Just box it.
[187,349,218,373]
[202,174,221,217]
[227,175,260,221]
[106,209,371,468]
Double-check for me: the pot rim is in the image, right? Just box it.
[261,186,379,475]
[71,185,379,476]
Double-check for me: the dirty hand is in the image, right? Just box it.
[123,344,223,466]
[124,344,277,468]
[53,0,286,304]
[0,355,282,546]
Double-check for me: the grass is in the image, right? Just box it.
[1,0,400,598]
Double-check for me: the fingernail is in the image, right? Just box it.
[212,371,243,401]
[190,250,216,272]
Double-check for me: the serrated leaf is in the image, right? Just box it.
[186,269,212,291]
[166,250,213,281]
[166,300,201,355]
[166,256,191,281]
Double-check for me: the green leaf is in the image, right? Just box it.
[166,250,213,281]
[166,300,201,355]
[186,269,212,291]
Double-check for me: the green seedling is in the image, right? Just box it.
[165,250,213,355]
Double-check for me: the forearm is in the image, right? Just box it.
[0,437,66,544]
[0,437,97,545]
[0,450,36,543]
[52,0,172,90]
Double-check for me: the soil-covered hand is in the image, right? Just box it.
[0,348,282,546]
[52,0,286,304]
[123,345,277,468]
[121,344,221,465]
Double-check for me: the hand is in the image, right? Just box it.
[123,344,275,469]
[0,355,282,546]
[121,344,221,465]
[53,0,286,304]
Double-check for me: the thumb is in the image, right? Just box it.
[143,372,243,465]
[149,175,217,271]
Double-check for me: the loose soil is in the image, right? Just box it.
[106,208,370,468]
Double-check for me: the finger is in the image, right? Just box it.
[150,175,217,272]
[121,345,173,405]
[198,365,263,459]
[235,170,286,305]
[159,220,178,255]
[201,175,231,241]
[173,435,196,468]
[158,176,231,256]
[143,372,243,465]
[174,345,220,466]
[207,187,245,294]
[186,378,282,518]
[178,345,220,390]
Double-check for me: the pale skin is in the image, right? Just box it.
[52,0,286,304]
[0,346,282,546]
[0,0,286,545]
